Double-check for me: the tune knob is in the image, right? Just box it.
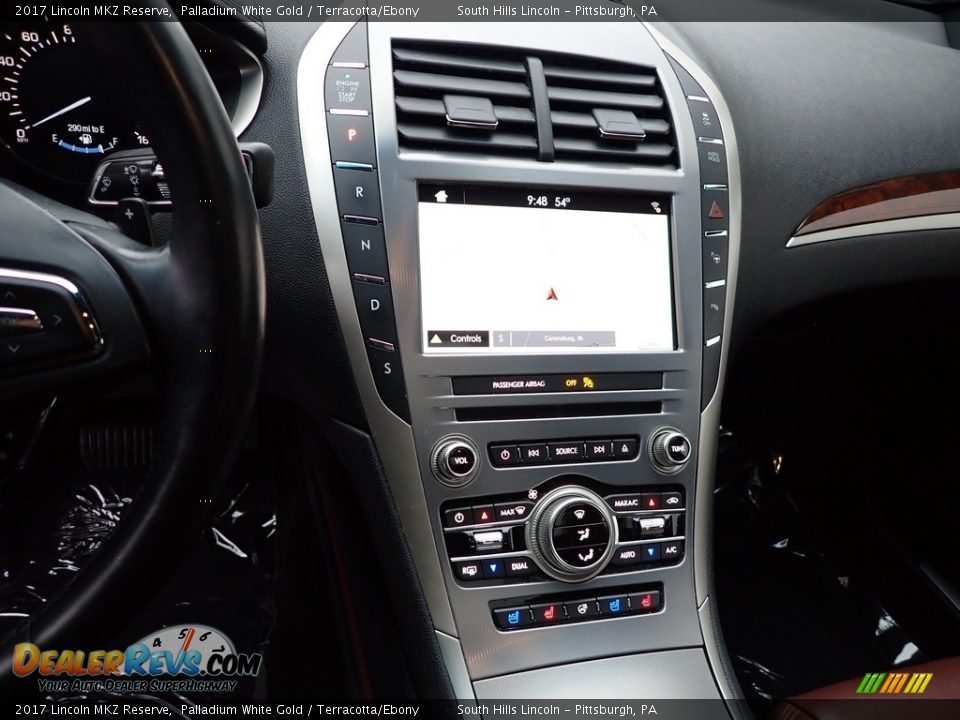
[526,486,617,583]
[431,435,480,486]
[649,427,691,474]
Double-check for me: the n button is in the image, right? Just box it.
[342,221,388,279]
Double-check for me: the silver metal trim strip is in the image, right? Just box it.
[330,108,370,117]
[297,22,459,639]
[645,23,744,704]
[231,34,264,137]
[786,212,960,248]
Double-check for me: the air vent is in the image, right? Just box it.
[392,42,677,169]
[393,43,538,158]
[543,55,676,167]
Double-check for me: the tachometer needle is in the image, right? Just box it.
[27,96,92,130]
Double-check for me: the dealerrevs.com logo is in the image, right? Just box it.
[13,624,262,694]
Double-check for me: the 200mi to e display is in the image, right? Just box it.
[418,184,675,354]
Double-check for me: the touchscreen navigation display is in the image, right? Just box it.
[418,184,675,354]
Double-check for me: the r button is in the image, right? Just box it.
[334,166,382,218]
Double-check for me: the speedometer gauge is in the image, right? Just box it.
[1,20,149,183]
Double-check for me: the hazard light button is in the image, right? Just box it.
[702,189,728,232]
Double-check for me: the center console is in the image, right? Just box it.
[299,21,739,699]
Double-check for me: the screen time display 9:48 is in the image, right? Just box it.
[528,194,573,208]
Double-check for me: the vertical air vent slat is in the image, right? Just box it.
[392,42,677,168]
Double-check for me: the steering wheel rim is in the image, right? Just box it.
[0,8,264,683]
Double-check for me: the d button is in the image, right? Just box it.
[353,278,397,345]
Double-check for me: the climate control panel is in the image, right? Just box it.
[442,479,686,587]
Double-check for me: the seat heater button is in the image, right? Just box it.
[530,602,563,625]
[628,590,662,614]
[597,595,629,616]
[493,606,532,629]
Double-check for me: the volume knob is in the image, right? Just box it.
[649,428,691,474]
[526,486,617,583]
[431,435,479,486]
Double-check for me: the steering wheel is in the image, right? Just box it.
[0,9,265,683]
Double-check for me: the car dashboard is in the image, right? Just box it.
[297,20,738,697]
[6,6,960,712]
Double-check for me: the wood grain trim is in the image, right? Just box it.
[795,170,960,236]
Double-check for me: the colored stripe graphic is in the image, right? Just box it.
[857,672,933,694]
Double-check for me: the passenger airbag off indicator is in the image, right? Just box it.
[427,330,490,348]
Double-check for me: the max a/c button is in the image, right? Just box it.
[489,445,521,467]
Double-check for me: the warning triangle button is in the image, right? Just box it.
[430,334,442,344]
[708,201,725,219]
